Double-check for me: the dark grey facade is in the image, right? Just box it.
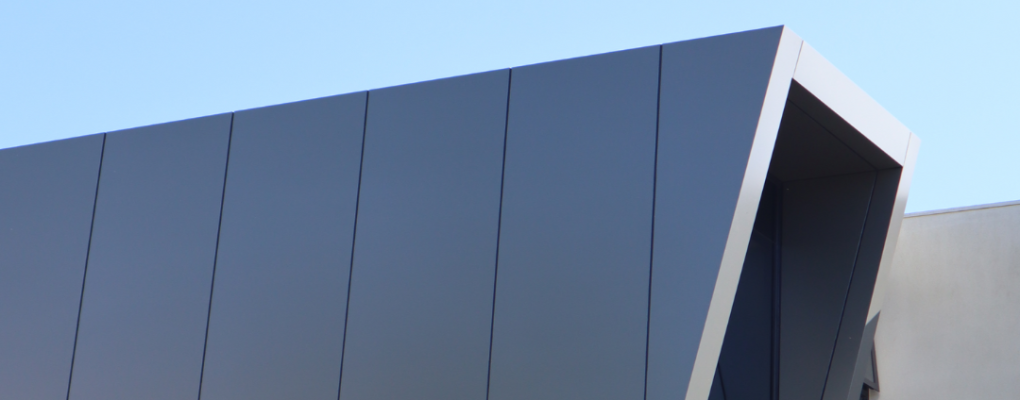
[0,26,918,400]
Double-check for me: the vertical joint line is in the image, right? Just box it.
[197,114,235,400]
[66,133,107,400]
[338,91,370,400]
[790,41,805,78]
[771,32,801,400]
[643,45,664,400]
[771,181,783,400]
[717,364,729,400]
[819,172,878,399]
[485,69,513,400]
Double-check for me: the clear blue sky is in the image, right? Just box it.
[2,0,1017,212]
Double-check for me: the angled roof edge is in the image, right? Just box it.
[790,36,916,165]
[681,25,802,400]
[905,199,1020,218]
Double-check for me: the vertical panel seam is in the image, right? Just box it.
[717,364,729,400]
[772,182,783,400]
[484,69,513,400]
[196,114,235,400]
[687,31,801,400]
[338,92,370,400]
[902,134,913,163]
[65,133,107,400]
[774,35,801,400]
[818,172,878,400]
[643,45,663,400]
[790,41,805,81]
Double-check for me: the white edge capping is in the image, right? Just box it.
[904,198,1020,218]
[867,132,920,322]
[792,36,921,349]
[684,26,804,400]
[793,43,912,165]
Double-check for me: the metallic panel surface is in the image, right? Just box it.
[876,203,1020,400]
[715,230,775,400]
[822,169,900,400]
[68,115,231,400]
[768,104,875,181]
[0,27,924,400]
[792,43,910,165]
[713,182,782,400]
[709,369,726,400]
[199,95,365,400]
[0,135,104,400]
[785,83,898,171]
[866,133,919,322]
[339,71,509,400]
[779,172,874,400]
[486,46,659,400]
[646,26,800,400]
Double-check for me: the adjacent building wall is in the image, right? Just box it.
[875,201,1020,400]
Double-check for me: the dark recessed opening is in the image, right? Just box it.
[709,82,901,400]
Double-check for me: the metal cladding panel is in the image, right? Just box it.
[0,135,103,400]
[716,228,774,400]
[709,369,726,400]
[68,115,231,400]
[646,26,789,400]
[779,172,874,400]
[823,169,900,400]
[199,94,365,400]
[339,71,509,400]
[866,133,919,323]
[792,44,911,165]
[785,83,899,171]
[768,104,875,181]
[486,46,659,400]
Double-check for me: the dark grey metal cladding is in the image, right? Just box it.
[716,212,776,400]
[709,367,726,400]
[779,171,875,400]
[647,26,785,400]
[823,169,900,400]
[0,135,103,400]
[768,104,875,182]
[339,71,509,400]
[68,115,231,399]
[486,46,659,400]
[786,82,899,170]
[199,94,365,400]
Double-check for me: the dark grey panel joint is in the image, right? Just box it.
[65,133,108,400]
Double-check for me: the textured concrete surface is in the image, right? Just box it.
[875,201,1020,400]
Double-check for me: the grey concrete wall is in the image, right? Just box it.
[875,201,1020,400]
